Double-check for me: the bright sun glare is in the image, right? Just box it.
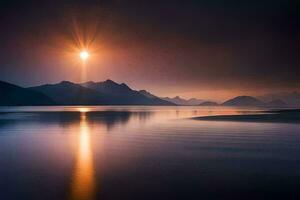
[80,51,89,61]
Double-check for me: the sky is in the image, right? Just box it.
[0,0,299,101]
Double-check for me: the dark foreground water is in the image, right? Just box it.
[0,106,300,200]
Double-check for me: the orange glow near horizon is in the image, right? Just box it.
[78,107,90,113]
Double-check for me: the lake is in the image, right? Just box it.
[0,106,300,200]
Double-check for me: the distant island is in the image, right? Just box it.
[0,80,299,107]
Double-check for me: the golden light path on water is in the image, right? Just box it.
[65,106,259,200]
[70,109,95,200]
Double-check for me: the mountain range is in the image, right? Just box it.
[199,101,219,106]
[162,96,291,107]
[162,96,204,105]
[222,96,287,107]
[0,80,55,106]
[258,92,300,107]
[29,80,174,105]
[0,79,299,107]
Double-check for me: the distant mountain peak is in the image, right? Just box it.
[57,80,76,86]
[84,81,96,85]
[139,90,157,99]
[173,96,184,101]
[59,80,72,84]
[199,101,219,106]
[162,96,204,105]
[188,98,197,101]
[103,79,118,84]
[266,99,287,108]
[120,83,131,89]
[259,92,300,107]
[139,89,147,93]
[82,79,133,95]
[222,96,264,107]
[230,96,258,100]
[77,79,174,105]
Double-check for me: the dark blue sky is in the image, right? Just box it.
[0,0,299,99]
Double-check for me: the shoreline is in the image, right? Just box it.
[193,109,300,123]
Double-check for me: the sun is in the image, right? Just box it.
[80,51,89,61]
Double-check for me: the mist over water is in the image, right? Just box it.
[0,106,300,200]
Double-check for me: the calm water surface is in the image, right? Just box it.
[0,106,300,200]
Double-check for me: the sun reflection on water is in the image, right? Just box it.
[70,111,95,200]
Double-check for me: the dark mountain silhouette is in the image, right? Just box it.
[81,80,173,105]
[265,99,287,108]
[187,98,204,105]
[29,80,174,105]
[29,81,110,105]
[82,79,132,94]
[222,96,265,107]
[162,96,204,105]
[222,95,288,108]
[139,90,175,105]
[139,90,157,99]
[259,92,300,107]
[199,101,219,106]
[1,79,295,107]
[0,80,55,106]
[162,96,186,105]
